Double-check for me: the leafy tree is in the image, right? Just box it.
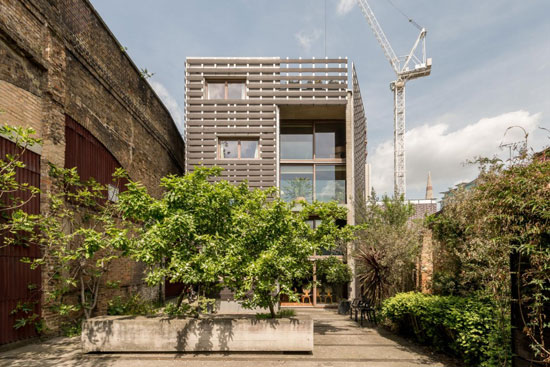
[117,166,244,308]
[354,194,422,306]
[13,166,132,322]
[316,256,353,286]
[0,124,42,241]
[225,196,354,317]
[117,166,356,318]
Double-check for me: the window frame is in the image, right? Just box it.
[206,80,246,100]
[279,163,346,203]
[218,138,259,160]
[280,120,346,163]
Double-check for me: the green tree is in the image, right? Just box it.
[117,166,356,318]
[225,197,354,317]
[117,166,244,309]
[12,166,132,324]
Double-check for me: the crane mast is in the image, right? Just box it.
[356,0,432,198]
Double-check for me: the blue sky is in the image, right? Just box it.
[90,0,550,199]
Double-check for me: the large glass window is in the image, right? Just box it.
[280,121,345,159]
[280,164,346,203]
[280,165,313,202]
[315,122,346,159]
[280,123,313,159]
[207,81,245,99]
[315,165,346,203]
[219,139,258,159]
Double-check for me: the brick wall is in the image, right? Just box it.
[0,0,184,339]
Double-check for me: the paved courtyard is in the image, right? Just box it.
[0,308,455,367]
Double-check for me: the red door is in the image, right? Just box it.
[0,137,41,345]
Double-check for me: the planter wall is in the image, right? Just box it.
[82,315,313,352]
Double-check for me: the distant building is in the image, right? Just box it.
[534,147,550,162]
[409,172,438,220]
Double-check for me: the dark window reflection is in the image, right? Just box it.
[315,165,346,203]
[315,122,346,158]
[281,123,313,159]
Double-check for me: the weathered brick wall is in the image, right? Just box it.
[0,0,184,334]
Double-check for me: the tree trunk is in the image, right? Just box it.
[268,301,276,318]
[176,286,188,309]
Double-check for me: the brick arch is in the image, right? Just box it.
[64,115,127,190]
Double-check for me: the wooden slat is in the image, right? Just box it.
[188,67,281,73]
[187,58,280,65]
[187,112,276,119]
[186,105,275,112]
[247,83,346,89]
[279,67,347,73]
[248,91,347,97]
[282,58,347,64]
[188,127,274,134]
[248,75,348,81]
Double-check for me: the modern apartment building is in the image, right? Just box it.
[185,57,367,301]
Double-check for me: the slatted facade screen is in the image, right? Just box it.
[352,64,367,216]
[185,57,348,189]
[0,137,41,345]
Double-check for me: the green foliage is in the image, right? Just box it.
[428,152,550,363]
[117,166,356,318]
[198,297,217,314]
[316,256,352,285]
[354,194,422,306]
[59,320,82,337]
[107,295,156,316]
[163,302,194,317]
[10,165,134,321]
[0,124,42,246]
[255,309,296,319]
[382,292,510,366]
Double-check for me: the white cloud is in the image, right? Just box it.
[295,29,322,52]
[369,110,546,198]
[150,80,185,135]
[336,0,355,15]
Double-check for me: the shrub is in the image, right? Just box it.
[255,309,296,320]
[381,292,510,366]
[107,295,156,316]
[163,302,194,317]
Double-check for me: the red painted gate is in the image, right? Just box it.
[0,137,41,345]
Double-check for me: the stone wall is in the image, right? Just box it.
[0,0,184,334]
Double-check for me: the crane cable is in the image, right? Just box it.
[384,0,423,30]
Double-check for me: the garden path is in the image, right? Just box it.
[0,308,456,366]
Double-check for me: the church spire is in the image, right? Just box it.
[425,171,433,200]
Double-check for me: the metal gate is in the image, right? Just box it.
[0,137,41,345]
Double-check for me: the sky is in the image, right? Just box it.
[90,0,550,200]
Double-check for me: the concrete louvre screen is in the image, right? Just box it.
[82,315,313,352]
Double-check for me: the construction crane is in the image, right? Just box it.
[356,0,432,197]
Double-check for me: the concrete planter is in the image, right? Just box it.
[82,314,313,353]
